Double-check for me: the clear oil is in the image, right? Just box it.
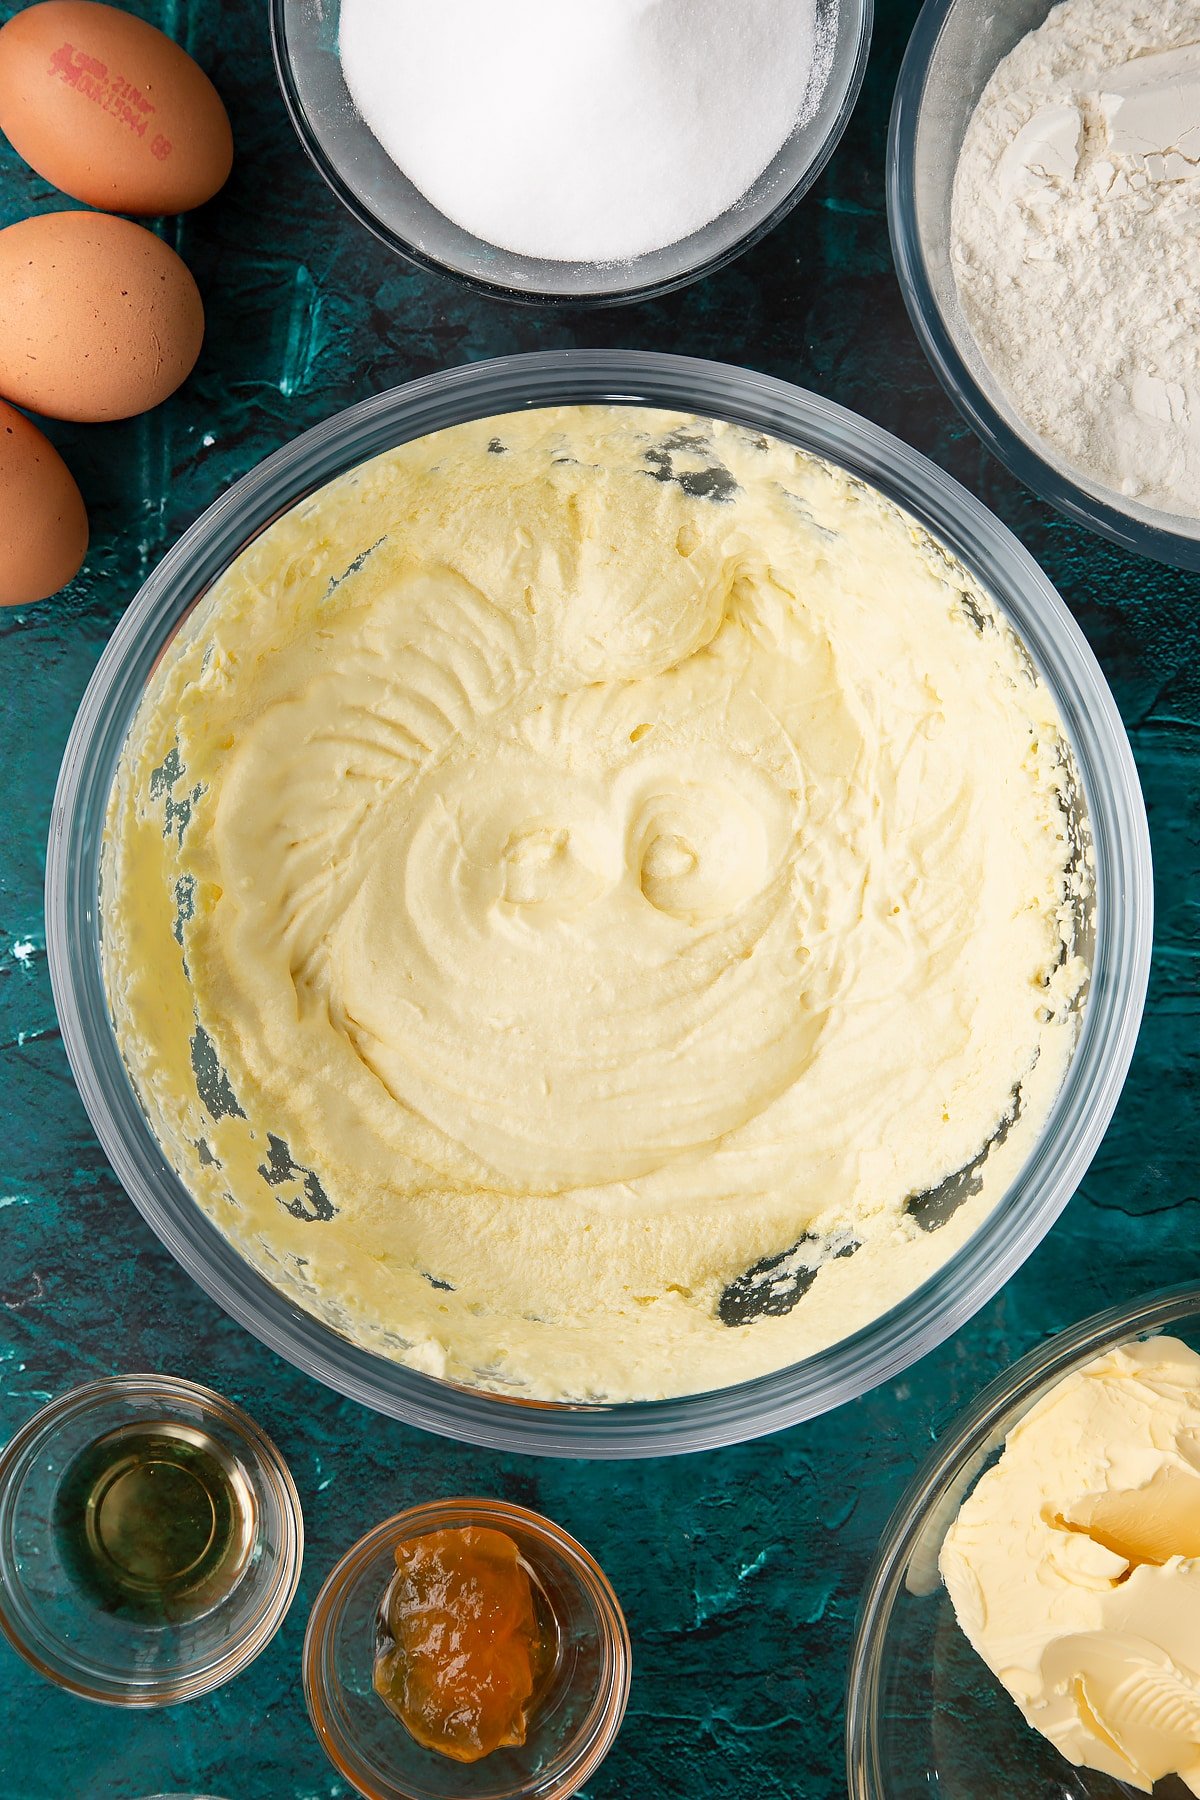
[54,1420,257,1623]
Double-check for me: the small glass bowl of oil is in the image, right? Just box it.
[304,1498,630,1800]
[0,1375,303,1704]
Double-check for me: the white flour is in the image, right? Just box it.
[339,0,827,264]
[952,0,1200,519]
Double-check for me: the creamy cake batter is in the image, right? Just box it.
[103,407,1090,1401]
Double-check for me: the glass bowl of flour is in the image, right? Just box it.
[890,0,1200,568]
[269,0,872,305]
[45,351,1150,1457]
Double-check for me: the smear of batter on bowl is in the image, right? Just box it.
[103,406,1091,1402]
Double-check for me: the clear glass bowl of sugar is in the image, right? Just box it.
[889,0,1200,569]
[270,0,872,305]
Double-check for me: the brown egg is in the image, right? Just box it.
[0,210,204,421]
[0,399,88,605]
[0,1,232,214]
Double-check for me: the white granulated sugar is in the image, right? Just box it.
[338,0,826,264]
[952,0,1200,520]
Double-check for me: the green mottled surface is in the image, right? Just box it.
[0,2,1195,1796]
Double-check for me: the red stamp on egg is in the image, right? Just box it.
[47,41,161,146]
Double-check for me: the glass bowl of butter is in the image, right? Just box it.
[46,350,1151,1457]
[847,1282,1200,1800]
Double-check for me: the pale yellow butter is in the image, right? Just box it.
[942,1337,1200,1795]
[102,407,1089,1401]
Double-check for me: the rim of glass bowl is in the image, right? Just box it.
[0,1374,303,1705]
[844,1282,1200,1799]
[887,0,1200,570]
[268,0,873,308]
[45,349,1152,1460]
[303,1497,631,1800]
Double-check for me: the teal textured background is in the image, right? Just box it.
[0,2,1196,1796]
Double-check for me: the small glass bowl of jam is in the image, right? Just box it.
[304,1497,631,1800]
[0,1374,303,1704]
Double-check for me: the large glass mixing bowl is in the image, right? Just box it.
[46,351,1151,1457]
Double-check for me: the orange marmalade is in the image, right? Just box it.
[374,1525,552,1762]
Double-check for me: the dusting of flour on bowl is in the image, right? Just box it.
[952,0,1200,519]
[337,0,830,264]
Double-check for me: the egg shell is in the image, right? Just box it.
[0,210,204,422]
[0,1,232,214]
[0,398,88,605]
